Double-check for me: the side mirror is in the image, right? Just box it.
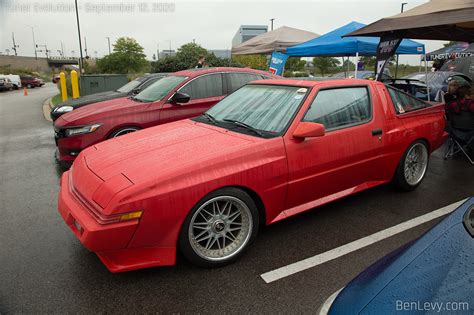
[293,122,325,139]
[169,91,190,105]
[131,88,140,95]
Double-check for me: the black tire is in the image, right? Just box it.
[108,126,140,138]
[27,84,33,88]
[179,187,259,267]
[13,85,18,90]
[392,140,429,191]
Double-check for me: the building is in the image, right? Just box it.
[158,50,176,59]
[232,25,268,47]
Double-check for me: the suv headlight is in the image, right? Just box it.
[54,106,74,113]
[65,123,102,137]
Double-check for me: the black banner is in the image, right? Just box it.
[375,34,403,81]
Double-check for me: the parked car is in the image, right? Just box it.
[403,71,472,101]
[37,78,45,87]
[57,79,447,272]
[0,74,22,89]
[50,73,168,121]
[331,70,392,80]
[20,75,42,88]
[0,77,14,91]
[52,74,60,84]
[53,67,276,164]
[320,197,474,315]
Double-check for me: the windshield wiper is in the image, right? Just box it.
[202,112,217,125]
[222,119,265,137]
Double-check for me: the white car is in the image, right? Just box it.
[0,74,22,89]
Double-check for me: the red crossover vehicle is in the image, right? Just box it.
[54,67,276,164]
[20,75,42,88]
[58,79,448,272]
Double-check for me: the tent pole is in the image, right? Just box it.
[355,52,359,79]
[342,57,345,77]
[419,55,422,72]
[347,56,350,76]
[424,54,430,102]
[395,54,399,78]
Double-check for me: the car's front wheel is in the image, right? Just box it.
[109,127,140,138]
[393,140,429,191]
[179,188,259,267]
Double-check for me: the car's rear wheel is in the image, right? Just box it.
[27,84,33,88]
[393,140,429,191]
[13,85,18,90]
[179,188,259,267]
[109,127,140,138]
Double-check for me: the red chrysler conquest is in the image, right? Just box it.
[58,79,448,272]
[54,67,276,164]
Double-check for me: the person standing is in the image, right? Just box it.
[196,55,205,68]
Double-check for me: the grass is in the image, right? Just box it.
[51,94,64,107]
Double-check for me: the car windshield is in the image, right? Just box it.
[133,76,187,102]
[205,84,308,135]
[116,79,143,93]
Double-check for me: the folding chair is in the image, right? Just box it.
[444,112,474,165]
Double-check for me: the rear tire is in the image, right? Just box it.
[179,187,259,267]
[392,140,429,191]
[108,127,140,138]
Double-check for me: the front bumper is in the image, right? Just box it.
[58,171,176,272]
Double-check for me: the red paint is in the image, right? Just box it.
[54,67,277,163]
[58,79,447,272]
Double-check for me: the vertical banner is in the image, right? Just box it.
[269,51,289,76]
[375,34,403,81]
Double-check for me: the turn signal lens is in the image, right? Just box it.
[119,211,143,221]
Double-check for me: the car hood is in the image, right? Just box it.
[329,198,474,315]
[82,120,257,184]
[59,97,149,123]
[58,91,125,108]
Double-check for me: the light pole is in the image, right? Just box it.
[12,33,19,56]
[270,18,275,31]
[157,43,160,60]
[167,40,172,53]
[74,0,84,75]
[395,2,408,78]
[36,44,50,58]
[27,25,37,59]
[106,37,111,54]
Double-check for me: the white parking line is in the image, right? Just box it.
[261,199,467,283]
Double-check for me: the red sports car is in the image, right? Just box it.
[58,79,448,272]
[54,67,276,164]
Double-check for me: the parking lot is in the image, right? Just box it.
[0,85,473,313]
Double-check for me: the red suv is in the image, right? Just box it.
[54,67,277,164]
[20,75,42,88]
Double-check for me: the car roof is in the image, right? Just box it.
[173,67,277,78]
[250,78,381,88]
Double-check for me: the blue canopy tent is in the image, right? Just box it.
[286,21,425,57]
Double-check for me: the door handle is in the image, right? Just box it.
[372,128,383,136]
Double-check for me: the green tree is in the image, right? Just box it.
[312,57,340,76]
[231,54,268,70]
[359,56,376,69]
[285,57,306,72]
[97,37,148,73]
[152,42,241,72]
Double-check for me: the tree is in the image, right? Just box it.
[152,42,241,73]
[359,56,376,69]
[312,57,340,76]
[231,54,268,70]
[97,37,148,73]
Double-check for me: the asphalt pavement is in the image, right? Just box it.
[0,84,472,313]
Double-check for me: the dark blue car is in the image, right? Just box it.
[322,198,474,315]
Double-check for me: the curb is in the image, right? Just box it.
[43,97,53,122]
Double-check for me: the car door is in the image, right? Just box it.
[284,85,386,210]
[159,73,225,124]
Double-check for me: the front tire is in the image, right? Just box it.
[393,140,429,191]
[108,127,140,138]
[179,187,259,267]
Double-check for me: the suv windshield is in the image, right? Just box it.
[116,78,143,93]
[134,76,187,102]
[204,84,308,136]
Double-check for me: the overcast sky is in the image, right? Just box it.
[1,0,447,65]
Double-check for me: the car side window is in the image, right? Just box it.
[226,73,261,93]
[303,87,371,131]
[387,86,429,114]
[179,73,224,100]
